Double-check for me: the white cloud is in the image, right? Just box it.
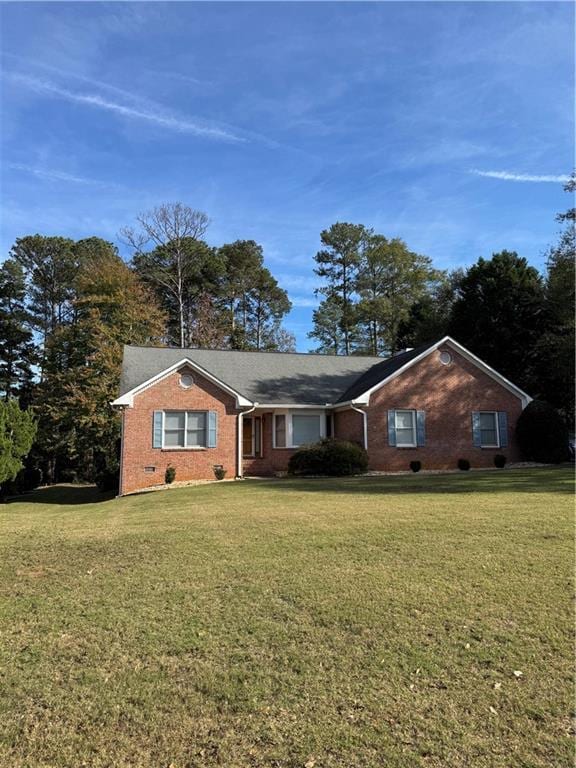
[471,169,570,183]
[290,296,319,308]
[7,72,245,143]
[9,162,116,187]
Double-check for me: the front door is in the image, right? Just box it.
[243,416,262,457]
[243,417,254,457]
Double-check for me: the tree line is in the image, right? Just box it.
[309,177,574,424]
[0,204,295,488]
[0,179,573,493]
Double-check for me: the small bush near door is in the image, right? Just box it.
[494,454,507,468]
[165,466,176,484]
[288,439,368,477]
[457,458,471,471]
[213,465,227,480]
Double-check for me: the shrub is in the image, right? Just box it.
[457,458,470,471]
[165,465,176,484]
[95,469,119,493]
[516,400,570,463]
[288,443,325,476]
[213,465,227,480]
[59,469,78,483]
[409,460,422,473]
[494,454,507,469]
[0,466,43,497]
[288,439,368,477]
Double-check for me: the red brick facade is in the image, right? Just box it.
[364,344,523,470]
[120,369,240,495]
[242,413,298,477]
[119,343,526,493]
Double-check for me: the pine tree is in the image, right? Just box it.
[355,234,439,355]
[9,235,78,376]
[308,297,346,355]
[0,260,36,399]
[314,223,366,355]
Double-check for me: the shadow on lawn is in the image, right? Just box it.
[256,466,574,496]
[7,484,115,506]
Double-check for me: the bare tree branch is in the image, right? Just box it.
[120,203,210,348]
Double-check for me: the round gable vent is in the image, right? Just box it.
[179,372,194,389]
[439,351,452,365]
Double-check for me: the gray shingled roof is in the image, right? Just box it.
[119,342,437,405]
[336,342,436,402]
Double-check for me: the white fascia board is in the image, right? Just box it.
[332,398,369,409]
[110,357,253,408]
[258,403,332,409]
[352,336,532,407]
[443,338,533,407]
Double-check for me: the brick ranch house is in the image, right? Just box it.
[112,336,531,496]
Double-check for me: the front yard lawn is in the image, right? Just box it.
[0,467,573,767]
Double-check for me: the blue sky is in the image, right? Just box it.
[1,1,573,350]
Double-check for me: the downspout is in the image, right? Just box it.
[113,404,127,498]
[350,403,368,450]
[237,403,257,478]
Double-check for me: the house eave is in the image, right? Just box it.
[111,357,253,409]
[347,336,532,408]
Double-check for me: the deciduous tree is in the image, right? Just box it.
[121,203,210,348]
[37,246,166,481]
[0,398,36,498]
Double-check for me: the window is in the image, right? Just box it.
[164,411,185,447]
[479,411,498,447]
[275,414,287,448]
[163,411,207,448]
[273,411,326,448]
[395,410,416,447]
[187,412,207,447]
[292,414,321,446]
[439,351,452,365]
[179,373,194,389]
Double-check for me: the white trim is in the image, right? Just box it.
[478,410,500,448]
[261,403,332,409]
[348,337,532,408]
[395,409,417,448]
[162,409,208,449]
[111,357,253,408]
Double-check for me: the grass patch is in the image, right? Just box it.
[0,467,573,767]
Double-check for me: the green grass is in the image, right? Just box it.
[0,467,573,767]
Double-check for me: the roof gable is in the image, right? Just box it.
[114,345,383,407]
[339,337,532,406]
[113,337,532,409]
